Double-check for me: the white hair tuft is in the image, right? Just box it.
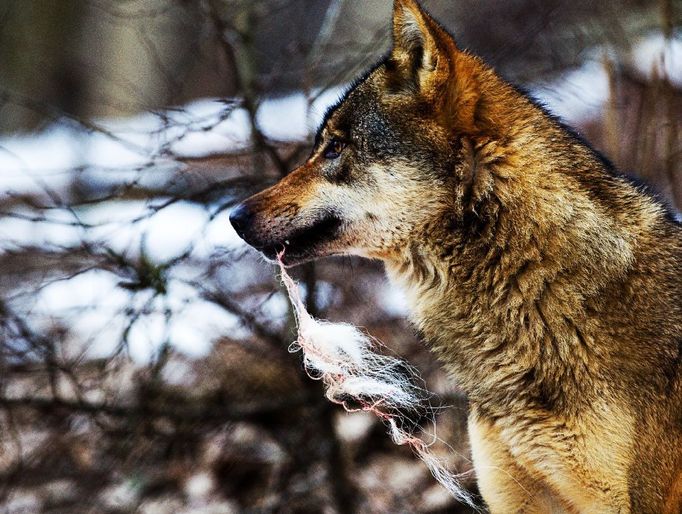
[278,255,478,509]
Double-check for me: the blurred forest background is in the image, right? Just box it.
[0,0,680,513]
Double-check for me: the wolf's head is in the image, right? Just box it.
[231,0,515,266]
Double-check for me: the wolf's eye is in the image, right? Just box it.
[324,139,346,160]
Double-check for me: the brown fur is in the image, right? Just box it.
[230,1,682,511]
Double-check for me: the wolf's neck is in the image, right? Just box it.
[385,134,645,414]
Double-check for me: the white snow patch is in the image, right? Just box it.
[184,472,216,501]
[534,32,682,124]
[36,269,130,314]
[161,357,196,387]
[335,411,376,443]
[32,269,134,359]
[25,266,245,363]
[255,87,345,142]
[101,481,140,510]
[0,209,83,252]
[257,291,291,324]
[168,99,252,157]
[0,87,345,201]
[533,59,610,124]
[0,126,81,198]
[84,201,210,262]
[167,299,243,358]
[5,490,42,514]
[380,283,410,317]
[134,202,209,262]
[126,311,169,363]
[191,209,247,259]
[630,33,682,87]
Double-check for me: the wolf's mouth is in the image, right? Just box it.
[261,213,343,265]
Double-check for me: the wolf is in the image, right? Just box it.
[230,0,682,511]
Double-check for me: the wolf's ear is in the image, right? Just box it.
[389,0,456,92]
[389,0,483,133]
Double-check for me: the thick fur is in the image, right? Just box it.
[230,1,682,512]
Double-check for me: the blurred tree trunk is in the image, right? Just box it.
[0,0,85,133]
[81,0,195,118]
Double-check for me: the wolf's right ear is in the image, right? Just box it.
[388,0,457,93]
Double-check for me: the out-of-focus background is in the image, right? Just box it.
[0,1,680,513]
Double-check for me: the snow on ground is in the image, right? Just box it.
[532,32,682,124]
[630,32,682,88]
[0,87,345,200]
[0,87,347,363]
[0,126,82,199]
[34,269,135,360]
[0,207,84,251]
[28,266,246,364]
[532,58,610,124]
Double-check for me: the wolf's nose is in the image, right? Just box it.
[229,203,255,241]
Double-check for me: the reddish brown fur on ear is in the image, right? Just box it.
[391,0,454,85]
[390,0,483,135]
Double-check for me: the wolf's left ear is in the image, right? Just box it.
[389,0,457,93]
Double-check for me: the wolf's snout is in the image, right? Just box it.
[229,203,256,243]
[229,202,281,259]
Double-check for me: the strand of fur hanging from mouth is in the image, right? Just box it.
[277,253,477,508]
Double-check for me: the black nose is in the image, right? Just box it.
[229,203,255,241]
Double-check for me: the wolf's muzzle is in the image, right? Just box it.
[229,201,284,259]
[231,200,343,264]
